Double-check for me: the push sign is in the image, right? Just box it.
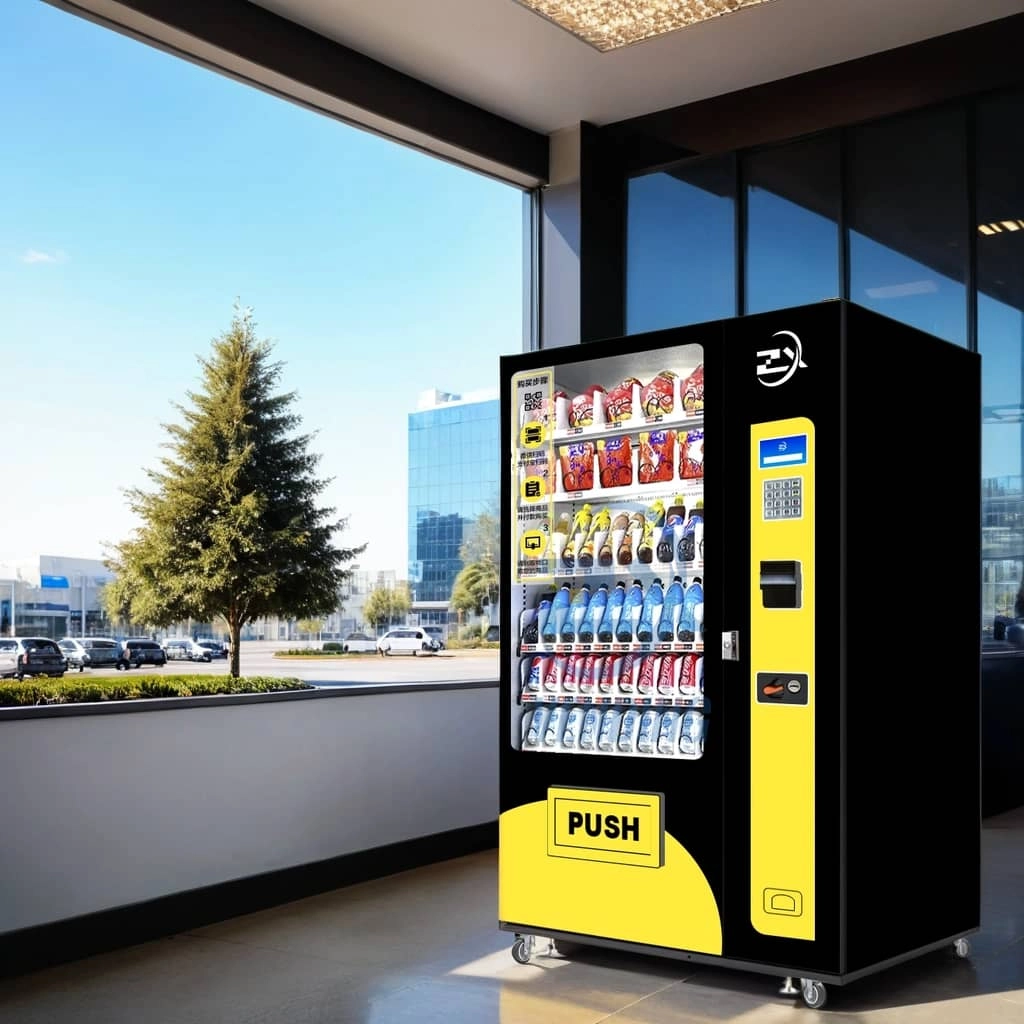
[547,787,664,868]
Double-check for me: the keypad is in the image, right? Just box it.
[763,477,803,520]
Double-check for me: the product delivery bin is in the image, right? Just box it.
[498,299,980,1009]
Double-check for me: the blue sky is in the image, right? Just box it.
[0,0,523,575]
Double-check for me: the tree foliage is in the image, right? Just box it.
[103,305,365,676]
[363,582,410,631]
[452,503,501,621]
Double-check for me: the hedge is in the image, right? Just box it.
[0,675,311,707]
[272,648,371,657]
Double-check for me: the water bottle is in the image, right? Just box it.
[658,575,685,642]
[542,583,572,643]
[560,583,592,643]
[678,576,704,643]
[615,579,645,643]
[597,580,627,643]
[636,578,664,643]
[577,582,608,644]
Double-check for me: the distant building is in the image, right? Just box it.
[0,555,115,639]
[407,388,499,624]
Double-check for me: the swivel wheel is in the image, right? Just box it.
[800,979,827,1009]
[511,935,533,964]
[954,938,971,959]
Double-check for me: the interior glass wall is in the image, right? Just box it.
[626,155,737,334]
[977,89,1024,648]
[624,89,1024,647]
[744,133,841,313]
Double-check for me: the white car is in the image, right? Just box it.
[162,639,212,662]
[342,632,377,654]
[376,627,443,657]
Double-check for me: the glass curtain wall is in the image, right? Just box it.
[625,89,1024,646]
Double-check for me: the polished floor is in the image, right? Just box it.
[1,807,1022,1023]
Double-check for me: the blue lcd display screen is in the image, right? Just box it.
[759,434,808,470]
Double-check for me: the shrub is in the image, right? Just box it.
[273,648,357,657]
[322,641,343,652]
[0,675,311,707]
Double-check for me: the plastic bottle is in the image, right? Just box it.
[658,575,685,642]
[597,580,627,643]
[678,576,704,643]
[577,582,608,644]
[532,594,553,642]
[636,577,664,643]
[677,512,704,563]
[615,579,645,643]
[560,583,592,643]
[542,583,572,643]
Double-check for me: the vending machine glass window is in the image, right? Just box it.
[509,344,706,760]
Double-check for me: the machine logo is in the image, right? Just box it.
[756,331,807,387]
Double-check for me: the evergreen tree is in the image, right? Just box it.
[104,305,365,677]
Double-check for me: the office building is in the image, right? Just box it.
[407,388,500,612]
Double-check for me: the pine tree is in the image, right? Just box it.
[104,305,365,677]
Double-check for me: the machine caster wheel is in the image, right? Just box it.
[511,936,532,964]
[954,938,971,959]
[800,979,827,1009]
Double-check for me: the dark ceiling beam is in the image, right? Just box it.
[46,0,549,187]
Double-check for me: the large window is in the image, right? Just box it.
[977,89,1024,645]
[744,133,840,314]
[847,104,968,347]
[627,155,737,333]
[0,0,521,648]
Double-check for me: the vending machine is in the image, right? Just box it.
[498,299,980,1008]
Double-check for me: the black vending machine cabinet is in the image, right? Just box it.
[498,300,980,1008]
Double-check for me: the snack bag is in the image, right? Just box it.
[559,442,595,491]
[641,370,677,418]
[568,385,606,429]
[597,436,633,488]
[680,364,704,415]
[679,429,704,480]
[638,430,676,484]
[605,376,641,425]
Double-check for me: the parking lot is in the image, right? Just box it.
[83,641,499,685]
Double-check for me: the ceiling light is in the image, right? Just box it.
[513,0,777,51]
[1001,221,1021,232]
[979,223,1002,234]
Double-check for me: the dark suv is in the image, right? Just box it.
[117,638,168,670]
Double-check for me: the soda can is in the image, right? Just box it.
[638,709,662,753]
[597,708,623,752]
[657,654,679,695]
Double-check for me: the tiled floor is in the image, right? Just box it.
[1,807,1022,1023]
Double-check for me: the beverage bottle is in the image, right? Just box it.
[577,582,608,644]
[542,583,572,643]
[578,508,610,568]
[678,576,704,643]
[560,583,592,643]
[597,580,627,642]
[522,593,552,644]
[615,579,645,643]
[677,512,704,563]
[636,577,664,643]
[658,575,685,642]
[562,503,593,569]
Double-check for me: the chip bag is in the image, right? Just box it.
[597,436,633,488]
[681,364,704,416]
[604,376,641,425]
[638,429,676,484]
[641,370,677,418]
[559,442,595,491]
[679,429,704,480]
[568,385,606,429]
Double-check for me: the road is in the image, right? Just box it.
[108,641,499,686]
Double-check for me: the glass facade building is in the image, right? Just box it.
[407,391,500,603]
[626,87,1024,650]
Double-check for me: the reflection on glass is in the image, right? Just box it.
[977,89,1024,646]
[848,105,967,346]
[627,155,736,333]
[745,133,840,314]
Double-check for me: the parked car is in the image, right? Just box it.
[58,637,123,672]
[162,638,211,662]
[342,631,376,654]
[117,638,168,670]
[376,627,442,657]
[0,637,67,680]
[196,638,228,659]
[422,626,447,650]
